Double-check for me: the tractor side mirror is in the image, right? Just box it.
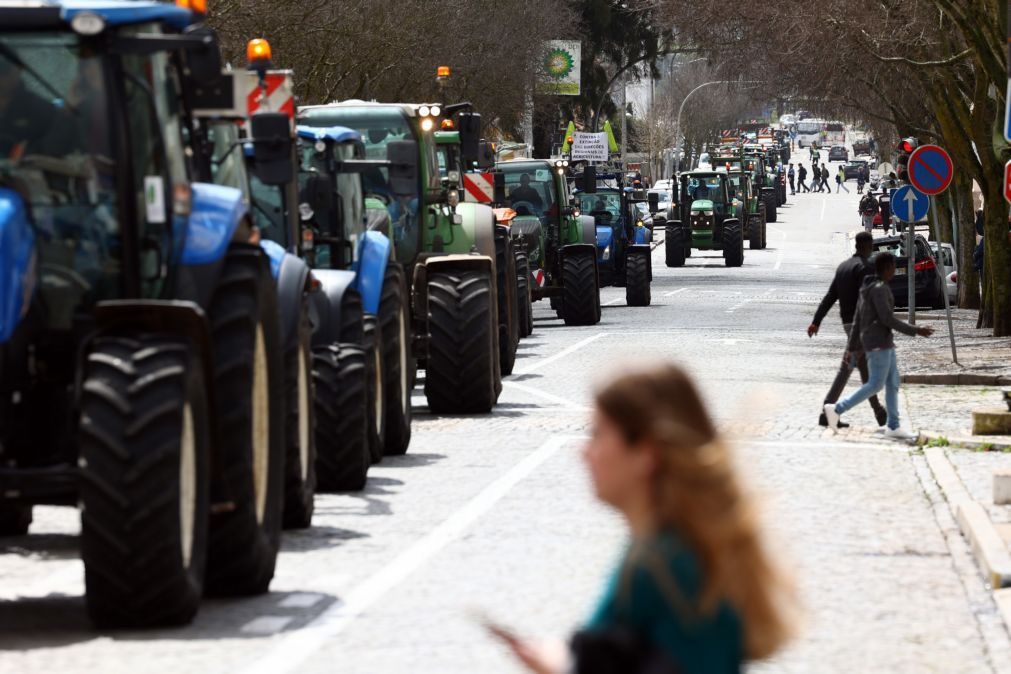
[581,165,596,194]
[457,113,481,167]
[477,141,495,169]
[250,113,294,186]
[386,140,418,197]
[182,25,224,86]
[648,192,659,212]
[300,174,333,219]
[493,172,506,204]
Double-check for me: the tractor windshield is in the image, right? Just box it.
[296,138,364,269]
[684,176,724,204]
[497,163,558,220]
[0,32,121,324]
[578,192,620,223]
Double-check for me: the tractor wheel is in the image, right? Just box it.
[665,225,686,267]
[723,220,744,268]
[79,336,210,628]
[378,262,413,456]
[312,344,370,490]
[625,250,651,307]
[761,212,768,249]
[282,299,316,529]
[495,231,519,377]
[749,215,763,250]
[362,316,386,463]
[425,269,498,413]
[0,504,31,536]
[765,194,778,223]
[514,248,533,338]
[204,247,285,596]
[561,251,600,326]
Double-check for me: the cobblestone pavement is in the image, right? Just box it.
[2,150,1009,673]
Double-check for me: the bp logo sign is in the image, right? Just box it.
[538,40,580,96]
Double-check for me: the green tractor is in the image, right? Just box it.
[665,170,744,268]
[298,102,504,413]
[727,170,768,250]
[492,160,601,326]
[742,150,778,223]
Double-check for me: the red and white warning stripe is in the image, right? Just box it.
[463,172,494,203]
[245,71,295,120]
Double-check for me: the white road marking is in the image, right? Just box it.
[774,250,783,270]
[278,593,327,609]
[602,297,624,306]
[514,333,605,375]
[725,299,751,314]
[664,287,688,297]
[240,435,580,674]
[502,380,584,410]
[240,616,295,635]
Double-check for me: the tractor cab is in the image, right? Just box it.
[679,172,731,225]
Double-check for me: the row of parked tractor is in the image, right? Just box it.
[658,133,790,268]
[0,2,643,629]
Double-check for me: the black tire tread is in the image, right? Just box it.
[625,251,651,307]
[313,344,370,491]
[561,252,600,326]
[378,262,413,456]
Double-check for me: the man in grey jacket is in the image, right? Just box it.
[824,252,933,438]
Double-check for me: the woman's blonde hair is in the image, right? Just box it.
[595,363,795,660]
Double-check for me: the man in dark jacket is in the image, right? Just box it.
[797,163,810,193]
[808,232,887,428]
[824,251,933,438]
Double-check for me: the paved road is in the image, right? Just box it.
[3,154,1009,673]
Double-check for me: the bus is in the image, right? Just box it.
[796,119,823,148]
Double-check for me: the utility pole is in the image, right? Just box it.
[620,70,627,163]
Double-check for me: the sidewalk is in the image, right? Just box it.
[896,307,1011,384]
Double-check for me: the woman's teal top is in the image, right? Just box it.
[585,531,743,673]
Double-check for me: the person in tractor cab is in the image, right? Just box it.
[508,173,544,212]
[0,55,69,158]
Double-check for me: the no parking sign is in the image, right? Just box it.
[907,145,953,195]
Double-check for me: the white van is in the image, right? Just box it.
[796,119,822,148]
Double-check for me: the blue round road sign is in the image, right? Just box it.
[907,145,953,195]
[893,185,930,222]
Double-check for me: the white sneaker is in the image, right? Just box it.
[823,404,841,430]
[884,427,918,441]
[875,426,887,434]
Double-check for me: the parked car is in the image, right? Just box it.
[843,160,869,181]
[931,242,957,304]
[872,235,945,309]
[828,145,849,162]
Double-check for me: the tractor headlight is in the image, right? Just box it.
[419,105,431,117]
[421,118,434,131]
[703,210,713,216]
[447,189,460,207]
[602,245,611,260]
[430,105,441,117]
[636,220,644,228]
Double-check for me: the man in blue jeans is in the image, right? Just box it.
[824,252,933,439]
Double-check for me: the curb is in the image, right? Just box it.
[924,447,1011,588]
[901,373,1011,386]
[920,431,1011,452]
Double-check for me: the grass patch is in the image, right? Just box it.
[925,436,951,448]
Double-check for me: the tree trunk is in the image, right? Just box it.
[981,190,1011,335]
[954,177,981,309]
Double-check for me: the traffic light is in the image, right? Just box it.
[896,137,918,183]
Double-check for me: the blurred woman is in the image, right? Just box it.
[498,364,795,674]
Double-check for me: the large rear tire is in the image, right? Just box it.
[313,344,370,491]
[764,194,778,223]
[205,247,285,596]
[625,250,651,307]
[494,231,519,377]
[282,300,316,529]
[514,248,533,338]
[79,336,210,628]
[749,214,763,250]
[362,316,386,463]
[561,251,600,326]
[665,224,686,267]
[723,220,744,268]
[425,269,498,413]
[378,262,412,456]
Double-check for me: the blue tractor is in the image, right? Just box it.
[0,1,289,626]
[293,125,415,474]
[573,170,652,306]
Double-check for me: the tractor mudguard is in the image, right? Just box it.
[353,230,391,315]
[560,242,597,263]
[449,203,496,259]
[307,268,357,348]
[0,188,37,344]
[181,183,249,266]
[274,251,311,348]
[628,243,651,257]
[633,226,651,245]
[258,239,286,280]
[92,299,222,473]
[760,187,775,197]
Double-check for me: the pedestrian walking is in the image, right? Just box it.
[859,192,878,232]
[835,166,849,193]
[495,364,795,674]
[787,163,796,195]
[856,165,866,194]
[808,232,887,428]
[819,164,830,192]
[824,252,934,438]
[797,163,809,193]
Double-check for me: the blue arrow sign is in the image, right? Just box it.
[892,185,929,222]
